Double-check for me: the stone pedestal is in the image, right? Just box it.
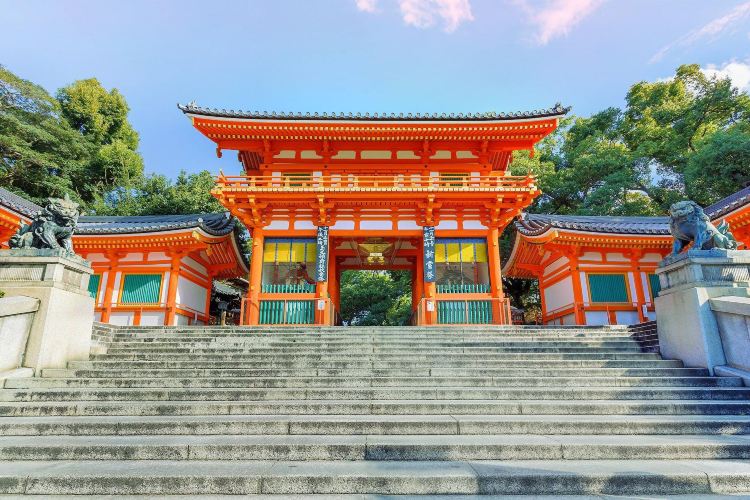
[0,249,94,374]
[655,249,750,374]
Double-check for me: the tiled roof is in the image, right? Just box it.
[0,187,42,218]
[76,213,237,236]
[178,102,571,121]
[705,185,750,220]
[515,213,671,237]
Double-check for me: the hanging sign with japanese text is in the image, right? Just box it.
[423,226,436,283]
[315,225,329,282]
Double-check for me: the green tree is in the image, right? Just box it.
[684,125,750,206]
[0,66,91,203]
[339,270,411,326]
[89,170,224,216]
[0,67,145,205]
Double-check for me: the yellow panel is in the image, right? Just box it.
[291,242,306,262]
[460,242,474,263]
[447,243,461,263]
[475,243,488,263]
[263,243,277,263]
[435,243,447,263]
[276,242,291,262]
[305,242,316,263]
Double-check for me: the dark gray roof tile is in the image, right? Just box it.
[515,213,671,237]
[178,102,571,121]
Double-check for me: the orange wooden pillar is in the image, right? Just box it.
[569,253,587,325]
[164,252,182,326]
[487,226,506,324]
[100,254,119,323]
[247,227,265,325]
[630,250,647,323]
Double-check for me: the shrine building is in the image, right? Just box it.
[179,103,570,325]
[0,187,248,326]
[503,187,750,326]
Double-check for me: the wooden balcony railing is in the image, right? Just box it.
[215,174,537,194]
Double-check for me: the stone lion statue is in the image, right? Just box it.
[9,193,80,254]
[669,200,738,255]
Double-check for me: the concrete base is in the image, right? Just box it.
[0,367,33,383]
[0,295,39,373]
[655,250,750,374]
[0,249,94,374]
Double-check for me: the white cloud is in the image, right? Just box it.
[355,0,474,32]
[651,1,750,63]
[356,0,378,13]
[702,60,750,93]
[513,0,603,45]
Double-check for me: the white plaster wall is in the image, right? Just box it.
[641,272,652,302]
[176,276,208,314]
[585,311,609,326]
[266,220,289,230]
[111,272,122,304]
[183,256,207,276]
[98,272,109,306]
[148,252,169,261]
[436,220,458,230]
[628,272,637,302]
[462,221,487,230]
[561,313,576,325]
[120,253,145,262]
[642,253,663,262]
[579,272,588,304]
[140,311,164,326]
[84,253,108,262]
[294,221,316,230]
[175,314,190,326]
[160,273,169,304]
[581,252,602,262]
[616,311,640,325]
[397,220,420,230]
[94,312,102,322]
[331,220,355,230]
[360,220,393,230]
[109,312,134,326]
[605,252,629,262]
[543,257,569,277]
[544,276,573,313]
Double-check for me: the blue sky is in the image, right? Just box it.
[2,0,749,178]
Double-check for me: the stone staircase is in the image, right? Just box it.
[1,323,750,496]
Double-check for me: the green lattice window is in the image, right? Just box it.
[121,274,162,304]
[438,300,493,324]
[87,274,101,299]
[648,274,661,299]
[588,274,629,303]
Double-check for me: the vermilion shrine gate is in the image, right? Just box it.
[179,103,569,325]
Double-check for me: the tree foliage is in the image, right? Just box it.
[339,270,412,326]
[0,66,144,205]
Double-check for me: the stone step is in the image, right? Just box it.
[101,346,646,354]
[66,359,686,370]
[1,400,748,417]
[42,367,710,379]
[2,414,749,436]
[0,459,745,495]
[6,376,742,389]
[4,386,749,403]
[2,434,750,461]
[91,352,662,361]
[111,337,648,348]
